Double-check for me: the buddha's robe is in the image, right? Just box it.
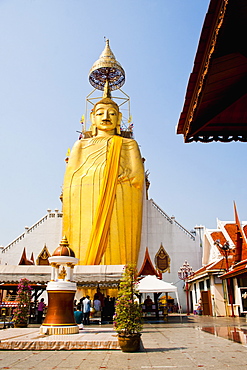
[62,134,144,265]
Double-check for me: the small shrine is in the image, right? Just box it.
[40,236,79,335]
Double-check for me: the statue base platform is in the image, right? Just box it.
[40,325,79,335]
[0,326,119,350]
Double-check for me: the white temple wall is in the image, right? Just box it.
[1,209,62,265]
[139,199,202,312]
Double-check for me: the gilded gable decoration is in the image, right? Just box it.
[36,244,51,265]
[155,243,170,273]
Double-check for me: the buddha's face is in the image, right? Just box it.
[93,103,119,133]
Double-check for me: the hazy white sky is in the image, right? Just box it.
[1,0,245,247]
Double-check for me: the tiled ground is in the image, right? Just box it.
[0,315,247,369]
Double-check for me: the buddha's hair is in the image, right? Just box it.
[93,97,119,112]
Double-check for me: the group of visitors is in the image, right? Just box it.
[36,290,116,327]
[74,293,103,327]
[73,288,118,326]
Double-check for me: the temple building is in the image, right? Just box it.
[188,204,247,317]
[0,199,201,312]
[0,40,202,314]
[177,0,247,143]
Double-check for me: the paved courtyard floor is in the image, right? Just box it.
[0,315,247,369]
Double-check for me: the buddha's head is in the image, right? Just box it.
[90,97,122,136]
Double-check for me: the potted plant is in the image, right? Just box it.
[113,264,143,352]
[12,278,31,327]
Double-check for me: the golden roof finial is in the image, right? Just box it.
[51,235,76,257]
[100,38,115,60]
[60,235,69,247]
[89,39,125,92]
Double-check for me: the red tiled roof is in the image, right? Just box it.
[221,261,247,279]
[211,229,235,257]
[191,262,221,279]
[241,229,247,261]
[211,231,226,245]
[224,224,237,245]
[177,0,247,143]
[19,247,35,266]
[190,257,234,280]
[243,225,247,238]
[208,258,230,271]
[211,231,227,256]
[138,247,160,277]
[193,266,207,276]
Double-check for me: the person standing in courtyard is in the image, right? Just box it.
[37,298,45,324]
[144,295,153,312]
[93,295,101,319]
[83,295,91,325]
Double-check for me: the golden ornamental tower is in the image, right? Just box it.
[89,38,125,91]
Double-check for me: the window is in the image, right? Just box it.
[194,283,197,302]
[199,281,204,291]
[238,278,247,287]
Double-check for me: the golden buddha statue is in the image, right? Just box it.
[62,40,145,265]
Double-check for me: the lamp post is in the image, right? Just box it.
[178,260,194,315]
[214,240,234,317]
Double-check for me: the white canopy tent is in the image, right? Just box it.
[137,275,180,309]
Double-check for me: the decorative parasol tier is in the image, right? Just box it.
[89,39,125,91]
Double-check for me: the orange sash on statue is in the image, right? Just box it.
[83,135,123,264]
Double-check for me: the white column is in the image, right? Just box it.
[55,264,60,280]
